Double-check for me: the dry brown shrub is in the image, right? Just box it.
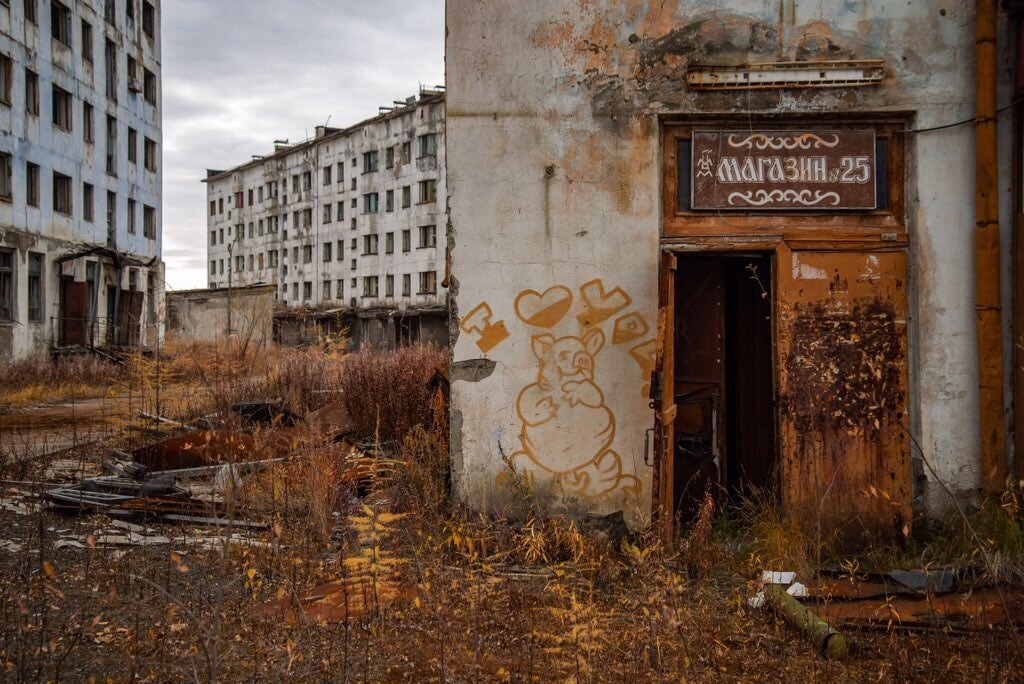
[338,344,447,443]
[0,353,126,404]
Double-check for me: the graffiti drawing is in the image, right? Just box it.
[612,312,649,345]
[514,286,573,328]
[578,279,631,328]
[629,339,657,398]
[510,327,640,499]
[460,302,510,353]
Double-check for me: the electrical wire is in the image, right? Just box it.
[898,94,1024,134]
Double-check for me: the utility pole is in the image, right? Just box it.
[227,242,234,338]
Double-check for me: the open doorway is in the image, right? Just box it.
[672,253,776,521]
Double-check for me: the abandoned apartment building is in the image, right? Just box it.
[447,0,1022,542]
[0,0,164,362]
[200,89,447,349]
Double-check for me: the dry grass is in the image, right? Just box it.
[0,354,125,407]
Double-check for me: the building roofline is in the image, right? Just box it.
[202,90,445,185]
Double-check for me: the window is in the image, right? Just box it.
[210,260,216,275]
[401,141,411,163]
[127,127,137,164]
[362,150,379,173]
[143,69,156,106]
[0,154,10,200]
[104,0,116,25]
[83,183,94,221]
[418,179,437,204]
[0,249,13,321]
[336,239,343,260]
[53,171,72,215]
[26,163,39,207]
[303,244,312,264]
[257,253,264,270]
[126,0,134,23]
[144,138,157,172]
[235,255,243,272]
[51,1,72,47]
[106,116,117,174]
[83,102,94,142]
[336,279,344,299]
[247,189,253,206]
[0,55,10,105]
[322,242,332,262]
[291,282,298,299]
[385,146,394,169]
[350,176,356,191]
[291,175,299,193]
[52,85,72,131]
[234,191,242,207]
[268,250,278,267]
[302,171,311,190]
[418,133,438,158]
[336,201,343,221]
[209,200,216,217]
[142,1,155,38]
[363,234,378,255]
[127,56,139,92]
[402,229,411,252]
[401,185,411,208]
[385,189,394,212]
[25,69,38,115]
[104,40,117,101]
[303,208,311,227]
[336,161,344,183]
[363,276,378,297]
[210,230,216,245]
[323,164,331,185]
[218,197,223,213]
[81,21,93,62]
[385,274,394,297]
[258,186,264,203]
[419,271,437,294]
[362,192,378,214]
[385,232,394,254]
[248,254,253,271]
[322,280,331,300]
[143,205,155,238]
[350,217,355,230]
[402,274,411,297]
[127,198,136,233]
[322,204,332,223]
[24,0,37,25]
[303,281,312,300]
[419,224,437,248]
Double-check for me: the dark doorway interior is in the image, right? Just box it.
[672,253,776,521]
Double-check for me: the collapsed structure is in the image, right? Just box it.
[0,0,164,361]
[447,0,1022,541]
[202,90,447,348]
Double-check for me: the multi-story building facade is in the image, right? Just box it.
[204,90,446,348]
[0,0,163,362]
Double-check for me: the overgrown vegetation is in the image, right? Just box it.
[0,340,1021,680]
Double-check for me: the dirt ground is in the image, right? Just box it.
[0,371,1021,682]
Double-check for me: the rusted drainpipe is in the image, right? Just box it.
[976,0,1006,492]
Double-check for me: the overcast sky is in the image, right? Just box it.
[161,0,445,291]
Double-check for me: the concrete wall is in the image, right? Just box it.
[0,0,164,361]
[166,284,274,349]
[447,0,1015,523]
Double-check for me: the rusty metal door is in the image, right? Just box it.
[654,251,677,542]
[60,279,89,346]
[775,246,910,541]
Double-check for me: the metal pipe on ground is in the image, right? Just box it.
[764,584,848,660]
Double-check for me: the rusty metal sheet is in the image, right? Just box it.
[775,248,910,543]
[691,130,876,210]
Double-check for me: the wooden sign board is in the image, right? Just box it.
[691,130,876,210]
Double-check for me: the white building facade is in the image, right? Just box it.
[204,91,446,348]
[0,0,164,362]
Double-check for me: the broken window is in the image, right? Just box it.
[350,176,356,191]
[336,239,343,260]
[303,281,312,300]
[418,134,437,158]
[401,185,411,209]
[248,222,253,239]
[401,141,411,163]
[248,188,253,206]
[209,200,216,217]
[336,201,343,222]
[402,229,411,252]
[303,245,312,264]
[25,69,38,115]
[336,279,344,299]
[386,146,395,169]
[362,150,379,173]
[52,85,73,132]
[51,1,72,46]
[104,39,117,101]
[258,186,264,203]
[363,192,378,214]
[0,154,11,201]
[144,138,157,172]
[142,2,155,38]
[268,250,278,268]
[0,54,10,105]
[385,232,394,254]
[0,249,13,321]
[106,116,117,175]
[321,204,332,224]
[104,0,115,25]
[418,224,436,248]
[26,162,39,207]
[322,242,331,262]
[81,20,93,62]
[258,253,264,270]
[363,234,378,255]
[385,189,394,212]
[418,179,437,204]
[143,205,155,238]
[143,69,156,106]
[27,252,42,323]
[127,56,139,92]
[419,270,437,294]
[52,171,72,215]
[323,164,332,185]
[83,183,93,221]
[127,198,136,233]
[402,273,411,297]
[248,254,253,271]
[363,276,378,297]
[24,0,36,24]
[128,127,137,164]
[83,102,94,143]
[126,0,135,23]
[302,171,311,190]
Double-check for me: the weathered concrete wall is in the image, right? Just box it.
[447,0,1014,523]
[166,284,274,349]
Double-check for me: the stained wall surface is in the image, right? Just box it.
[447,0,1016,522]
